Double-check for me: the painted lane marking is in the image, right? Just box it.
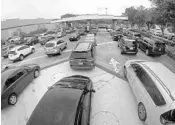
[109,58,121,73]
[97,41,113,46]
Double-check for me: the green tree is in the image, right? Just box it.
[122,6,137,27]
[145,8,155,30]
[134,6,147,29]
[61,14,78,19]
[149,0,175,32]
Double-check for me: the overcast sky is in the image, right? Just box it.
[1,0,152,19]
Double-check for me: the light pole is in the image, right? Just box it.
[106,8,107,15]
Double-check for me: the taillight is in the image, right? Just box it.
[160,109,175,125]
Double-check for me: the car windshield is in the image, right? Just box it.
[45,42,55,47]
[155,42,165,47]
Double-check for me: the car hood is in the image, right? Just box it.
[27,87,83,125]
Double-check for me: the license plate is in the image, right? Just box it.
[78,62,83,65]
[130,47,133,50]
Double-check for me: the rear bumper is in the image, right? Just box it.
[122,48,138,54]
[69,61,95,69]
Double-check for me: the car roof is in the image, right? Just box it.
[47,39,62,43]
[141,62,175,98]
[27,87,83,125]
[10,45,23,51]
[74,42,91,51]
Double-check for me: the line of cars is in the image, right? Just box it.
[111,28,166,56]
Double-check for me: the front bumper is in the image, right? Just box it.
[8,55,20,61]
[45,49,59,55]
[69,61,95,69]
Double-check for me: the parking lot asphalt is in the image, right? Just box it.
[1,61,143,125]
[1,29,175,125]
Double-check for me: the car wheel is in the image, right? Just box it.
[121,50,124,54]
[19,55,24,61]
[8,93,17,105]
[138,102,147,121]
[123,66,127,78]
[34,69,40,78]
[31,48,35,53]
[47,54,51,57]
[59,49,62,55]
[146,49,150,56]
[65,44,67,49]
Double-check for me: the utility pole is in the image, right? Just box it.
[106,8,107,15]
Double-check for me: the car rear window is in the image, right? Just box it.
[155,42,165,47]
[70,51,92,59]
[45,43,55,47]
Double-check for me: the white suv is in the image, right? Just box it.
[8,45,35,62]
[124,60,175,125]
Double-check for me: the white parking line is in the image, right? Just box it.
[97,41,113,46]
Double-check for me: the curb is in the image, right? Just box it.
[40,58,69,70]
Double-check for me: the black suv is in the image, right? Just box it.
[118,36,138,55]
[138,37,166,56]
[69,42,96,69]
[27,75,95,125]
[69,33,81,41]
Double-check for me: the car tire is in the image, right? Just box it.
[19,55,24,61]
[138,102,147,121]
[123,66,127,79]
[31,48,35,53]
[121,50,124,54]
[34,69,40,78]
[8,93,17,105]
[47,54,51,57]
[65,44,67,49]
[59,49,62,55]
[146,49,150,56]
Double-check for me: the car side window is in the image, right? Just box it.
[138,68,166,106]
[131,64,142,76]
[5,70,27,89]
[57,40,61,44]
